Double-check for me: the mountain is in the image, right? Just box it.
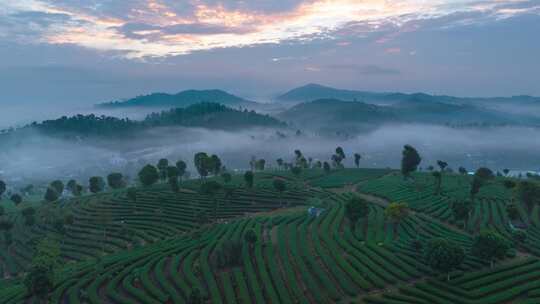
[277,83,387,103]
[278,97,540,134]
[98,89,256,108]
[277,84,540,107]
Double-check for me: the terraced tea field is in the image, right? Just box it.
[1,169,539,303]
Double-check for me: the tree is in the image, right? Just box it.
[424,238,465,281]
[210,154,222,175]
[345,196,369,231]
[24,238,61,302]
[503,168,510,176]
[385,202,409,234]
[89,176,105,193]
[50,180,64,195]
[138,165,159,186]
[244,229,257,250]
[401,145,421,180]
[10,194,23,205]
[323,161,331,174]
[451,200,472,228]
[44,187,59,202]
[200,181,222,222]
[255,159,266,171]
[157,158,169,181]
[244,171,254,189]
[273,178,287,206]
[354,153,361,168]
[336,146,346,160]
[470,167,494,201]
[276,158,284,170]
[107,172,125,189]
[167,166,179,181]
[512,230,527,244]
[0,180,6,198]
[169,177,180,193]
[66,180,77,193]
[472,230,510,268]
[516,181,540,213]
[194,152,210,178]
[458,167,468,175]
[437,160,448,171]
[221,172,232,184]
[176,160,187,181]
[432,171,442,194]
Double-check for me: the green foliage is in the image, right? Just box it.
[107,172,125,189]
[244,171,254,188]
[472,230,510,267]
[176,160,187,177]
[44,187,59,202]
[200,181,222,196]
[506,203,520,220]
[211,240,243,269]
[354,153,361,168]
[384,202,409,223]
[244,229,258,247]
[424,238,465,280]
[89,176,105,193]
[401,145,421,178]
[345,196,369,226]
[0,180,5,197]
[512,230,527,244]
[516,181,540,212]
[291,166,302,177]
[221,172,232,184]
[451,199,472,222]
[50,180,64,195]
[138,165,159,186]
[10,193,22,205]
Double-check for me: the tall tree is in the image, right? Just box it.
[244,171,254,189]
[10,194,22,206]
[138,165,159,186]
[354,153,362,168]
[107,173,125,189]
[401,145,421,180]
[437,160,448,171]
[345,196,369,231]
[451,199,472,229]
[200,181,223,222]
[176,160,187,181]
[157,158,169,181]
[89,176,105,193]
[44,187,59,202]
[50,180,64,195]
[323,161,331,174]
[470,167,494,201]
[424,238,465,281]
[276,158,284,170]
[194,152,210,179]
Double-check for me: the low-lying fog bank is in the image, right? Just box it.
[1,124,539,187]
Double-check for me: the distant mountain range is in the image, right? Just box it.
[98,89,255,108]
[277,83,540,107]
[278,98,540,134]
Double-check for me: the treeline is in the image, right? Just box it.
[0,103,284,140]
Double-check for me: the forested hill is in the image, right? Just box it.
[98,89,255,108]
[144,102,284,130]
[0,103,285,140]
[278,98,540,134]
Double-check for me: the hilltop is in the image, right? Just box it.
[98,89,256,108]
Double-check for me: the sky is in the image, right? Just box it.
[0,0,539,108]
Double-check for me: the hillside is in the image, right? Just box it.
[278,98,538,133]
[2,164,540,303]
[98,89,256,108]
[0,103,285,141]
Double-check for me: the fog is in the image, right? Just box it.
[1,124,539,188]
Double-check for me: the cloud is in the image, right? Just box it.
[1,0,538,59]
[327,64,400,76]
